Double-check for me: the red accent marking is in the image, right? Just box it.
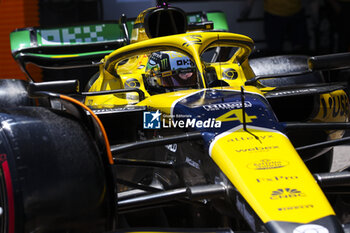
[2,159,15,233]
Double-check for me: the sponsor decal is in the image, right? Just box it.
[235,146,279,153]
[125,78,140,88]
[40,25,105,45]
[203,101,252,112]
[269,88,318,97]
[165,144,177,152]
[92,106,139,114]
[216,109,257,123]
[161,58,169,70]
[182,35,202,47]
[151,52,162,59]
[228,135,273,142]
[270,188,305,200]
[293,224,329,233]
[278,204,314,211]
[320,94,349,119]
[143,111,161,129]
[256,175,298,183]
[176,59,192,66]
[222,68,238,80]
[185,157,200,169]
[247,159,288,170]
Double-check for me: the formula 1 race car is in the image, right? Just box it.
[2,1,350,233]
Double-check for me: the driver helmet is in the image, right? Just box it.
[145,51,197,89]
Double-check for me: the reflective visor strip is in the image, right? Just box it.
[1,157,15,233]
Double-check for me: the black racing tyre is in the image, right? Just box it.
[0,79,33,107]
[0,107,114,233]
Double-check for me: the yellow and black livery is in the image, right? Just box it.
[3,1,350,233]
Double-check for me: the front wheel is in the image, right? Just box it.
[0,106,115,233]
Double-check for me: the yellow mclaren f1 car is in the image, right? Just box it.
[2,1,350,233]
